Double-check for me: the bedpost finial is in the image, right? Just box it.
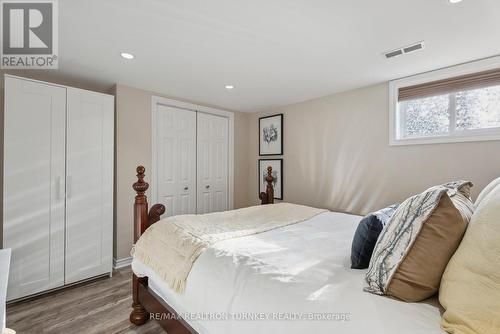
[265,166,274,183]
[133,165,149,195]
[137,165,145,175]
[261,166,274,205]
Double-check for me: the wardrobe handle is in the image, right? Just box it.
[56,176,64,200]
[67,175,73,199]
[184,186,189,191]
[205,185,210,189]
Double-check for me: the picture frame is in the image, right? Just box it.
[259,159,283,200]
[259,114,283,156]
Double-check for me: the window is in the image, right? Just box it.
[390,58,500,145]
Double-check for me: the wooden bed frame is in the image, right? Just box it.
[129,165,275,333]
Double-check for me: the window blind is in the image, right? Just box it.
[398,68,500,101]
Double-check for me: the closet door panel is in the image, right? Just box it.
[197,112,228,214]
[155,105,196,217]
[3,77,66,300]
[65,88,113,284]
[212,116,228,212]
[196,114,211,214]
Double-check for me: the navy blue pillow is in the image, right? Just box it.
[350,204,399,269]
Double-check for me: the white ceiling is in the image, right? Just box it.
[58,0,500,112]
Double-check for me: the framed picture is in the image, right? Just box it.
[259,159,283,200]
[259,114,283,156]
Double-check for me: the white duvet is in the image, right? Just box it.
[132,211,444,334]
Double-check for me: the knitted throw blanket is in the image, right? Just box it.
[131,203,327,293]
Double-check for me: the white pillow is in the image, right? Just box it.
[439,179,500,333]
[475,176,500,208]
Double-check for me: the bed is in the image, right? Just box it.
[129,166,445,333]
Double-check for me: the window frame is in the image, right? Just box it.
[389,56,500,146]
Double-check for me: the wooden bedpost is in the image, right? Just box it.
[259,166,275,205]
[130,166,150,326]
[133,166,149,241]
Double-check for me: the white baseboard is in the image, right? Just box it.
[113,257,132,269]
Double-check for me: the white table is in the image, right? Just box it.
[0,249,11,332]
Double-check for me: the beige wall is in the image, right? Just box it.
[114,84,250,260]
[114,85,152,261]
[247,83,500,215]
[234,111,250,207]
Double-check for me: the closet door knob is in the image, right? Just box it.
[184,187,189,191]
[205,185,210,189]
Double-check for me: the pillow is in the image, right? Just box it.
[365,181,473,302]
[475,176,500,209]
[439,180,500,334]
[351,204,399,269]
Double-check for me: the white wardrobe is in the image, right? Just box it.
[153,101,232,217]
[2,75,114,301]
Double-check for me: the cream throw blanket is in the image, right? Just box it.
[131,203,327,293]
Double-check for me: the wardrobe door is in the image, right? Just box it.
[3,76,66,300]
[154,105,197,217]
[65,88,114,284]
[197,112,229,214]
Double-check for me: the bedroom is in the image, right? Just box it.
[1,0,500,333]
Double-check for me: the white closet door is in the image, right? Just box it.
[65,88,114,284]
[3,77,66,300]
[197,112,229,214]
[155,105,197,217]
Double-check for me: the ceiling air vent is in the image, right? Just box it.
[384,41,425,59]
[385,49,403,59]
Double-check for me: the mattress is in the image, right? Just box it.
[132,211,445,334]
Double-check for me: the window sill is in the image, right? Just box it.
[390,132,500,146]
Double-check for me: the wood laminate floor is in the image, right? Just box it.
[6,267,164,334]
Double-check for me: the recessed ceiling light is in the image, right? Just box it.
[225,85,234,90]
[449,0,463,3]
[120,52,134,60]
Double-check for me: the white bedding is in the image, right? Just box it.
[132,211,445,334]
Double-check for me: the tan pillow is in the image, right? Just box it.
[440,181,500,334]
[365,181,473,302]
[387,191,472,301]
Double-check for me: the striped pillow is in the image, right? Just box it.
[365,181,473,302]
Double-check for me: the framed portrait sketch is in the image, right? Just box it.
[259,159,283,200]
[259,114,283,156]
